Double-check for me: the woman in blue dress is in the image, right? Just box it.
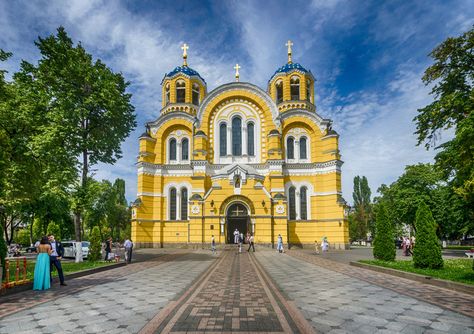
[33,236,51,291]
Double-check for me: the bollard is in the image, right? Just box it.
[15,258,20,284]
[5,258,10,288]
[22,257,27,282]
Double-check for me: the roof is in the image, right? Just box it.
[139,131,151,139]
[269,129,280,135]
[269,62,311,82]
[195,130,206,136]
[162,65,206,84]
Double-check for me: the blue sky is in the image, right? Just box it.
[1,0,473,204]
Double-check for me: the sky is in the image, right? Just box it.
[1,0,473,204]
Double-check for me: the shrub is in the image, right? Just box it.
[373,203,395,261]
[413,201,443,269]
[15,229,30,246]
[88,226,101,261]
[46,222,61,241]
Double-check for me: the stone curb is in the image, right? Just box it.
[1,262,126,297]
[350,261,474,295]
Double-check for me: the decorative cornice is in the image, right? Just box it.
[146,111,196,135]
[278,100,316,113]
[160,103,198,116]
[278,109,331,133]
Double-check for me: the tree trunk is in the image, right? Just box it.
[29,213,34,246]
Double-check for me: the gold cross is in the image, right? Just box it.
[181,43,189,66]
[286,40,293,64]
[234,63,241,82]
[232,206,245,216]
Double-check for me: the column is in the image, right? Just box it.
[242,125,248,156]
[295,140,300,161]
[295,190,300,220]
[177,141,181,163]
[176,189,181,220]
[226,126,232,156]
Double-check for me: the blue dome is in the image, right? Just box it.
[269,63,310,81]
[163,65,206,84]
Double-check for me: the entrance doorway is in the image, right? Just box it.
[226,203,249,244]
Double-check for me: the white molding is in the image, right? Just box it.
[137,192,162,197]
[313,191,342,196]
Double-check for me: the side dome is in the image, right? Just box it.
[160,44,207,110]
[269,62,309,82]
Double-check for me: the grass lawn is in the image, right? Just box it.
[360,258,474,285]
[3,259,115,284]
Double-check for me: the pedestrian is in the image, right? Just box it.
[410,236,416,252]
[314,240,320,254]
[124,238,133,264]
[104,237,112,261]
[233,229,240,244]
[405,237,412,256]
[402,237,407,255]
[33,236,51,291]
[238,233,243,253]
[48,234,67,286]
[211,235,216,254]
[247,234,255,252]
[321,237,329,252]
[277,234,284,253]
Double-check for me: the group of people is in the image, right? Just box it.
[401,236,415,256]
[233,229,255,253]
[103,237,134,263]
[33,234,67,291]
[314,238,330,254]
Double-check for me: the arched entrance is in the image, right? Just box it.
[226,202,250,244]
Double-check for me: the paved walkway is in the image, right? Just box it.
[257,250,474,333]
[1,248,473,334]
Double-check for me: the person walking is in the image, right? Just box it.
[238,233,243,253]
[233,229,240,244]
[48,234,66,286]
[277,234,284,253]
[104,237,112,261]
[247,234,255,252]
[321,237,329,253]
[33,236,52,291]
[124,238,133,264]
[211,235,216,254]
[314,240,320,254]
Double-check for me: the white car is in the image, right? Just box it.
[62,241,90,259]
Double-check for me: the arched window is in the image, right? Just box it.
[165,84,170,105]
[247,122,255,156]
[289,187,296,220]
[232,117,242,156]
[300,137,307,160]
[181,138,189,160]
[181,188,188,220]
[287,137,295,159]
[192,83,200,105]
[176,80,185,103]
[300,186,307,220]
[306,80,311,102]
[169,188,177,220]
[290,76,300,100]
[276,81,283,103]
[220,123,227,156]
[169,138,177,161]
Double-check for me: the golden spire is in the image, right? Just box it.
[234,63,241,82]
[181,43,189,66]
[286,40,293,64]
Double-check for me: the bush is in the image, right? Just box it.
[373,203,395,261]
[46,222,61,241]
[88,226,101,261]
[413,201,443,269]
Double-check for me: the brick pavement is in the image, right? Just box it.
[0,250,214,334]
[141,250,315,334]
[256,250,474,333]
[288,250,474,318]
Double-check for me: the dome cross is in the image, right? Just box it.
[181,43,189,66]
[286,40,293,64]
[234,63,241,82]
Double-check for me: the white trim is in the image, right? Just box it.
[165,182,192,221]
[137,192,162,197]
[284,128,310,163]
[285,181,313,220]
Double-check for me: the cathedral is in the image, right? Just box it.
[131,42,349,249]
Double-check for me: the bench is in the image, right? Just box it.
[465,252,474,258]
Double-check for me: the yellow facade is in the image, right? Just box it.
[132,44,349,249]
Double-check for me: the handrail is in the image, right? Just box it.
[2,256,29,290]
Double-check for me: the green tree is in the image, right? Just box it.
[14,229,30,246]
[0,223,7,279]
[413,201,444,269]
[16,27,136,250]
[350,176,373,240]
[414,27,474,223]
[373,203,395,261]
[46,222,61,241]
[88,226,101,261]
